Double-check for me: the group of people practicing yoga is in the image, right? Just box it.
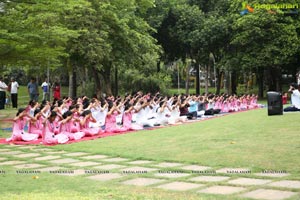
[6,92,259,144]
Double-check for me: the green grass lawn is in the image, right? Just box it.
[0,101,299,199]
[49,109,300,176]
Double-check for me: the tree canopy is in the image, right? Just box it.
[0,0,299,97]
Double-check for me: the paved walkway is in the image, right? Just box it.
[0,145,299,200]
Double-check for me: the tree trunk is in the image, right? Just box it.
[102,64,112,96]
[67,59,73,97]
[114,65,118,96]
[257,67,264,98]
[68,71,73,98]
[231,70,237,95]
[195,61,200,95]
[265,66,282,92]
[224,70,229,94]
[216,69,222,95]
[276,68,282,92]
[72,66,77,98]
[185,60,190,95]
[92,66,102,98]
[205,64,209,94]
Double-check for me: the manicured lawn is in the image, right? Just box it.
[1,108,299,176]
[50,109,300,177]
[1,104,299,200]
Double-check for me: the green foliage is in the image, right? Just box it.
[1,0,300,96]
[120,67,172,94]
[0,0,81,67]
[231,8,299,69]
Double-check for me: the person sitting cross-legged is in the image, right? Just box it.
[284,83,300,112]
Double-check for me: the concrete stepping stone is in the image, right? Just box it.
[154,162,184,168]
[0,151,23,155]
[93,164,126,170]
[254,172,290,178]
[64,152,90,157]
[216,168,251,174]
[127,160,153,165]
[156,181,203,191]
[0,149,11,152]
[14,153,40,158]
[14,163,45,169]
[198,186,246,195]
[240,189,297,200]
[121,166,158,173]
[81,155,108,160]
[0,160,25,165]
[181,165,212,171]
[122,178,165,186]
[45,151,66,154]
[154,172,190,178]
[38,167,64,172]
[87,173,124,181]
[102,157,129,162]
[268,180,300,189]
[68,161,100,167]
[228,178,272,186]
[57,169,86,176]
[190,175,230,182]
[49,158,80,164]
[34,155,61,161]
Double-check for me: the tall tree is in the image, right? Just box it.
[229,1,299,96]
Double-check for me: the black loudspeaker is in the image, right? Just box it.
[267,91,283,116]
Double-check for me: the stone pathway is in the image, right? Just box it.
[0,145,299,200]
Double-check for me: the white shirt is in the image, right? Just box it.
[0,81,8,91]
[10,81,19,94]
[291,89,300,109]
[41,82,49,92]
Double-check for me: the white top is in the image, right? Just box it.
[156,106,171,124]
[0,81,8,91]
[10,81,19,94]
[41,81,49,92]
[291,89,300,109]
[91,106,108,126]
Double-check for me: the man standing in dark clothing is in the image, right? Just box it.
[27,77,39,102]
[0,76,8,110]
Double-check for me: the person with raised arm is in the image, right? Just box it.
[168,97,187,124]
[80,110,103,136]
[6,108,39,142]
[42,111,69,144]
[105,101,126,133]
[284,83,300,112]
[60,111,85,140]
[28,108,44,138]
[156,100,172,126]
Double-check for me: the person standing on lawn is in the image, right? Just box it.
[52,80,61,100]
[41,78,50,101]
[10,77,19,108]
[0,76,8,110]
[27,77,39,102]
